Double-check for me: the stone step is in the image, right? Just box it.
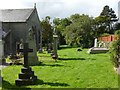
[21,67,31,73]
[15,79,35,86]
[19,71,34,79]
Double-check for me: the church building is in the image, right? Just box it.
[0,6,42,56]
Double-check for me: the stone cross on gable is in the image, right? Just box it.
[17,43,33,67]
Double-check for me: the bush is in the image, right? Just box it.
[109,30,120,68]
[100,33,110,37]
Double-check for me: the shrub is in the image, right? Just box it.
[100,33,110,37]
[109,30,120,68]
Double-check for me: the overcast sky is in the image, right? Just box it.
[0,0,119,20]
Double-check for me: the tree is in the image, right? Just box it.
[64,14,95,48]
[53,17,72,45]
[95,5,118,35]
[40,16,53,46]
[109,30,120,68]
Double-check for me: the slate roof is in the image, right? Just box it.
[0,8,34,22]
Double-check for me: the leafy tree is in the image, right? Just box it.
[53,18,72,45]
[64,14,95,48]
[40,16,53,46]
[95,5,118,34]
[109,30,120,68]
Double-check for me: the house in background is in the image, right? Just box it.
[0,6,42,56]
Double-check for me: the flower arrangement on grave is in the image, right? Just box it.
[109,30,120,68]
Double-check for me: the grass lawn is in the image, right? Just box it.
[1,46,118,89]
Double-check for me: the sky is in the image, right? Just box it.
[0,0,119,20]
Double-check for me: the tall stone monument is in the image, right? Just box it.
[52,28,58,60]
[26,27,38,66]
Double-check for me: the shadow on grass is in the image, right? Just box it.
[39,55,51,57]
[59,46,76,50]
[33,62,63,67]
[58,57,86,60]
[2,79,30,89]
[40,63,63,67]
[35,79,69,87]
[35,63,63,67]
[2,79,69,89]
[2,79,69,90]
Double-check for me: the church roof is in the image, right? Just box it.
[0,8,34,22]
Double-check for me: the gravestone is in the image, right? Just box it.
[47,43,52,53]
[88,38,109,54]
[38,43,43,53]
[26,28,38,65]
[94,38,97,47]
[15,43,37,86]
[0,40,3,65]
[52,34,58,60]
[0,40,5,65]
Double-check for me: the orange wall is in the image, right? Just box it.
[98,35,117,42]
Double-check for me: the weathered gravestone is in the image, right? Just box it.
[94,38,98,47]
[15,43,37,86]
[47,43,52,53]
[26,27,38,65]
[52,34,58,60]
[0,39,6,65]
[0,40,3,65]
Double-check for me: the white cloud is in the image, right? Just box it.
[0,0,119,19]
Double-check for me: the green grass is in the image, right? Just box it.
[1,46,118,89]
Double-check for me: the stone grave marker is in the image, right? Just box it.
[0,40,3,65]
[88,38,109,54]
[94,38,97,47]
[15,43,37,86]
[26,27,38,65]
[0,39,6,65]
[47,43,52,53]
[52,34,58,60]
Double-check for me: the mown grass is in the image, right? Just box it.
[1,46,118,89]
